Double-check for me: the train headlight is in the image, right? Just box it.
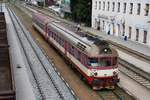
[90,70,98,77]
[104,48,108,52]
[94,72,98,76]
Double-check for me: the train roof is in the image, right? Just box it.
[48,21,117,57]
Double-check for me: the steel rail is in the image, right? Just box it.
[97,90,121,100]
[97,86,135,100]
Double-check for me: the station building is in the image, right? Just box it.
[92,0,150,46]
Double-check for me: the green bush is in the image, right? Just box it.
[37,1,44,7]
[70,0,92,26]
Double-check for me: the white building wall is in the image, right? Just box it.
[92,0,150,46]
[148,30,150,46]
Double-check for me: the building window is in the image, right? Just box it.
[118,24,120,35]
[136,29,139,41]
[145,4,149,16]
[103,2,105,10]
[107,2,110,11]
[123,3,126,13]
[143,30,147,43]
[99,1,101,10]
[95,1,97,10]
[95,18,97,27]
[112,2,115,12]
[130,3,133,14]
[97,20,100,30]
[103,20,105,30]
[118,2,120,12]
[128,26,132,39]
[137,3,141,15]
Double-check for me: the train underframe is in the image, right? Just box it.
[90,76,119,90]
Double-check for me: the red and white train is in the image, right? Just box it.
[32,12,119,90]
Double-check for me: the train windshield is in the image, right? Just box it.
[88,57,117,68]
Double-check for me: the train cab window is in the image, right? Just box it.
[88,58,112,67]
[88,58,98,67]
[99,58,111,67]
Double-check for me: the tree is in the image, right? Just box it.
[71,0,92,26]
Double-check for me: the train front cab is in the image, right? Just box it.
[86,57,120,90]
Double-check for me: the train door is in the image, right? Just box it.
[97,20,100,30]
[143,30,147,43]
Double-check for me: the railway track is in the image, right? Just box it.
[7,6,77,100]
[98,91,119,100]
[97,86,135,100]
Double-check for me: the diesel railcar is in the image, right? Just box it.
[32,12,119,90]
